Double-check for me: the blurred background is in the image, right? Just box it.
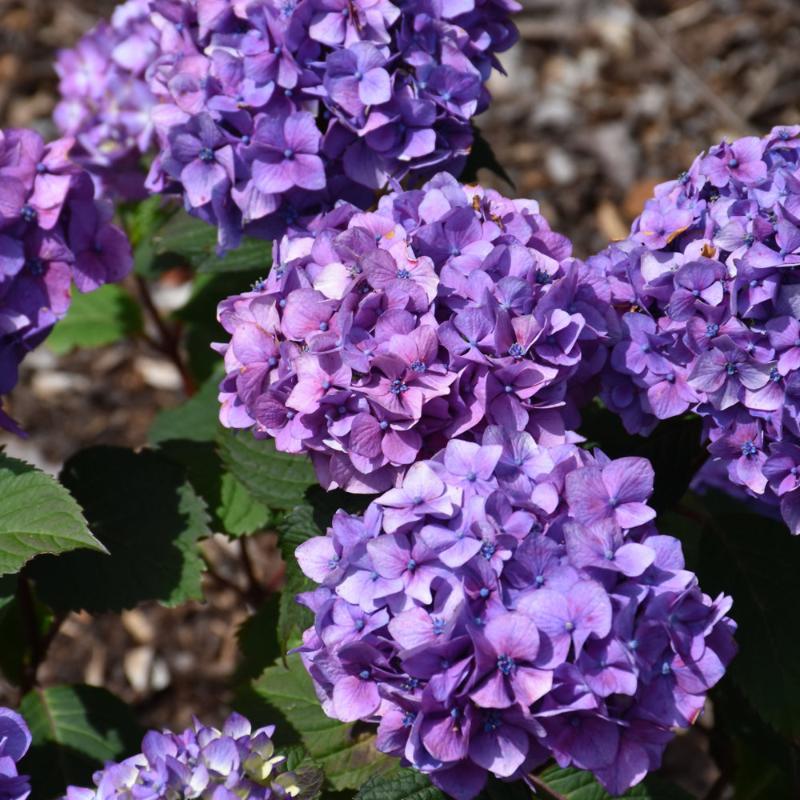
[0,0,798,793]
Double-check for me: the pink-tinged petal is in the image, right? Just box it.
[484,612,540,663]
[388,607,436,649]
[349,414,383,458]
[332,675,380,721]
[382,428,422,465]
[359,68,391,106]
[182,160,227,207]
[616,502,657,529]
[367,532,411,579]
[513,666,553,705]
[613,542,656,577]
[296,537,339,583]
[602,457,654,505]
[470,671,513,709]
[569,582,613,656]
[252,158,296,194]
[293,153,327,191]
[421,715,470,762]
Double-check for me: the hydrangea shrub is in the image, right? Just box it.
[3,1,800,799]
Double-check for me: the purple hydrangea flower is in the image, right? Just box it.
[215,174,612,492]
[0,708,31,800]
[54,0,160,199]
[0,128,133,431]
[63,714,305,800]
[141,0,520,248]
[295,431,737,798]
[591,126,800,533]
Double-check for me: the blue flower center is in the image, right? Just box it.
[432,617,445,635]
[741,441,758,458]
[390,379,409,395]
[725,362,738,376]
[359,669,371,680]
[402,712,415,727]
[564,621,575,632]
[396,268,411,279]
[319,321,329,331]
[21,205,36,222]
[484,712,502,733]
[283,148,295,160]
[497,654,515,675]
[535,269,552,285]
[410,360,426,372]
[706,323,719,337]
[479,587,490,598]
[665,372,676,384]
[728,158,739,169]
[535,574,545,586]
[480,541,496,559]
[355,619,365,631]
[199,147,215,163]
[406,559,417,572]
[28,257,45,276]
[508,343,524,359]
[379,420,389,430]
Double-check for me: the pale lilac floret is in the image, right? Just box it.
[295,433,736,797]
[62,713,306,800]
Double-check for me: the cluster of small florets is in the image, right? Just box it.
[0,128,132,432]
[0,708,31,800]
[64,714,301,800]
[214,173,610,492]
[590,125,800,533]
[143,0,520,248]
[54,0,160,199]
[295,431,736,798]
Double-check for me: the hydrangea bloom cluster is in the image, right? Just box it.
[0,708,31,800]
[590,125,800,532]
[54,0,160,199]
[64,713,301,800]
[144,0,520,248]
[0,128,132,432]
[295,431,736,798]
[215,173,611,492]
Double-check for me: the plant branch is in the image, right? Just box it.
[134,275,196,396]
[526,773,568,800]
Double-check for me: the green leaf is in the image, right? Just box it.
[149,374,222,444]
[356,769,446,800]
[686,493,800,737]
[47,284,143,354]
[219,471,271,536]
[29,447,209,613]
[0,453,103,576]
[21,684,141,800]
[537,766,692,799]
[237,594,281,682]
[153,210,271,273]
[255,653,394,791]
[218,430,316,511]
[118,196,176,278]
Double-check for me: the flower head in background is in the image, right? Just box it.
[0,128,132,432]
[591,125,800,532]
[295,431,736,798]
[143,0,520,248]
[214,173,611,492]
[64,713,305,800]
[0,708,31,800]
[54,0,160,199]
